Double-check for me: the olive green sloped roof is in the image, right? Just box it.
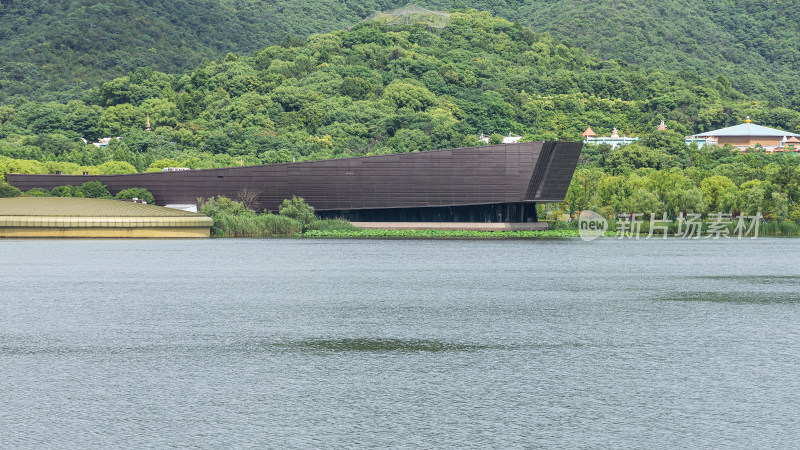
[0,197,213,228]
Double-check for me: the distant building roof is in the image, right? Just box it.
[477,133,521,144]
[785,136,800,143]
[693,122,800,137]
[582,126,596,137]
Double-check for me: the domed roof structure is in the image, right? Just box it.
[692,122,800,138]
[0,197,213,238]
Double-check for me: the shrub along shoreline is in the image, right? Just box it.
[200,195,359,238]
[200,195,800,239]
[199,195,594,239]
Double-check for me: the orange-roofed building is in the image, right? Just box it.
[781,136,800,154]
[582,126,639,148]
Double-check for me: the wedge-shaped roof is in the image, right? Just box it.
[7,142,584,210]
[694,123,800,137]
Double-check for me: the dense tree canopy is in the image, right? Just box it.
[2,1,799,106]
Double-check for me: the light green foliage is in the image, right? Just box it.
[700,175,736,212]
[382,82,437,111]
[666,188,707,216]
[200,195,306,237]
[771,192,789,221]
[557,148,800,220]
[278,196,316,229]
[97,161,138,174]
[626,188,664,216]
[306,219,360,232]
[24,188,50,197]
[200,196,250,216]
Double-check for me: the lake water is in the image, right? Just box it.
[1,238,799,448]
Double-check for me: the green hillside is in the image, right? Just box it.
[467,0,800,106]
[1,9,797,166]
[389,1,799,105]
[0,0,402,102]
[2,1,800,106]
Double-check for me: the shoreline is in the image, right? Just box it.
[211,230,800,239]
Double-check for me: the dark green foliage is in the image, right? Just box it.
[49,186,78,198]
[2,0,800,108]
[46,181,112,198]
[340,77,374,100]
[0,0,414,103]
[78,181,113,199]
[0,183,21,198]
[115,187,155,204]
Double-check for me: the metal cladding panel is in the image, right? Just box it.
[6,141,582,211]
[530,142,583,202]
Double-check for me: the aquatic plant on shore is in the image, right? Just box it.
[302,229,586,239]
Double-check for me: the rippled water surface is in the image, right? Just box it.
[2,238,799,448]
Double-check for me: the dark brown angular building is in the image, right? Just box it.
[6,141,581,223]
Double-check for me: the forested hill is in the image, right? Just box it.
[0,0,402,102]
[402,0,800,106]
[3,9,800,177]
[2,1,800,106]
[464,0,800,106]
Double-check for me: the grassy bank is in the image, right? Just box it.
[302,229,587,239]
